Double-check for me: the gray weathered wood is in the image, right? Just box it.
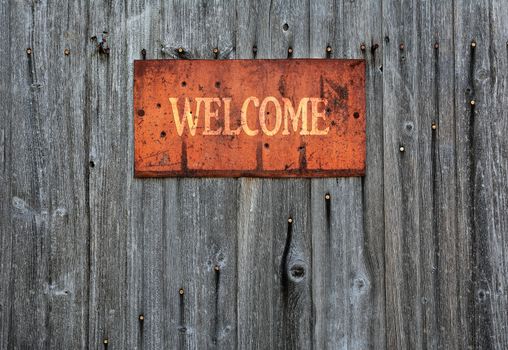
[1,1,90,349]
[2,1,508,349]
[309,0,385,348]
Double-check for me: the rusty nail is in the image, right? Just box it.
[326,45,332,53]
[399,146,405,152]
[470,100,476,106]
[103,339,109,345]
[434,42,439,49]
[399,43,405,50]
[26,48,32,55]
[431,122,437,130]
[139,315,144,321]
[288,47,293,54]
[360,43,366,51]
[288,217,293,223]
[179,288,184,295]
[214,265,220,272]
[178,47,184,53]
[64,48,70,56]
[325,194,330,200]
[471,41,476,48]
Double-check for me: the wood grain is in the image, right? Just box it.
[1,0,508,349]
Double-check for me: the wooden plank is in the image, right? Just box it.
[87,1,132,348]
[0,0,12,347]
[119,2,166,350]
[455,1,508,349]
[485,2,508,347]
[415,1,461,349]
[309,0,385,348]
[382,1,423,348]
[0,1,90,349]
[156,1,239,349]
[236,1,313,348]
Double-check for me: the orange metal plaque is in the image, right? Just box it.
[134,59,365,177]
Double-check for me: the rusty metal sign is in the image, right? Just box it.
[134,59,365,177]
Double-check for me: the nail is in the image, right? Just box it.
[179,288,184,295]
[360,43,366,51]
[471,41,476,48]
[288,217,293,223]
[26,48,32,55]
[399,146,405,152]
[64,48,70,56]
[326,45,332,53]
[470,100,476,106]
[325,194,330,200]
[431,122,437,130]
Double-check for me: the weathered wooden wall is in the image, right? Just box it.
[1,0,507,349]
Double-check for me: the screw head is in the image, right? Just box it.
[26,48,32,55]
[399,146,405,152]
[64,48,70,56]
[288,217,293,223]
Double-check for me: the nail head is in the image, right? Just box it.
[431,122,437,130]
[360,43,366,51]
[399,43,405,50]
[212,47,219,54]
[399,146,405,152]
[288,47,293,54]
[326,46,332,53]
[178,47,184,53]
[64,48,70,56]
[434,42,439,49]
[26,48,32,55]
[470,100,476,106]
[214,265,220,272]
[325,194,330,200]
[288,217,293,223]
[179,288,184,295]
[471,41,476,48]
[103,339,109,345]
[139,315,144,321]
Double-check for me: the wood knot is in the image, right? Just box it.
[288,263,306,282]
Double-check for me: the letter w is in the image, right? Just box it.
[168,98,202,136]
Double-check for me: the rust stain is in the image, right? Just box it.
[134,59,366,178]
